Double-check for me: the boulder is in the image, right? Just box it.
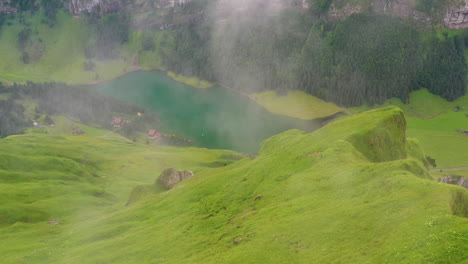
[438,175,468,189]
[157,168,194,189]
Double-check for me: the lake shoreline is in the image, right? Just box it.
[81,68,346,123]
[1,65,344,123]
[92,71,324,152]
[81,68,213,89]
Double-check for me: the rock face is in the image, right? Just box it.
[3,0,468,29]
[0,0,17,14]
[150,0,192,9]
[328,0,431,24]
[62,0,192,15]
[63,0,123,15]
[438,175,468,189]
[157,168,194,189]
[327,0,468,29]
[444,0,468,28]
[328,3,363,20]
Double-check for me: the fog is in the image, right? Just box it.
[209,0,298,93]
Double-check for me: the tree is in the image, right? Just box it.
[419,35,467,101]
[17,27,31,51]
[93,13,131,58]
[41,0,62,27]
[142,34,155,51]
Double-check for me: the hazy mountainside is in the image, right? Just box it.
[40,0,468,30]
[0,0,466,28]
[0,1,467,263]
[0,107,466,263]
[1,0,467,107]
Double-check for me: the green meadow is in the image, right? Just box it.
[0,11,173,85]
[0,8,467,264]
[350,89,468,169]
[259,88,468,171]
[0,107,467,263]
[250,90,344,120]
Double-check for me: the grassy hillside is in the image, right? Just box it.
[349,89,468,169]
[0,107,466,263]
[0,133,242,263]
[0,11,172,85]
[251,88,468,169]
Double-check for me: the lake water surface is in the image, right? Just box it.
[93,71,320,152]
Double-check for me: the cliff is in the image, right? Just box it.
[62,0,192,15]
[63,0,123,15]
[327,0,432,25]
[2,0,468,29]
[444,0,468,28]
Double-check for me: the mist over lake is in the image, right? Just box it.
[93,71,319,152]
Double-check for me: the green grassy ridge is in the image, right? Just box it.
[0,133,239,228]
[59,107,466,263]
[1,107,466,263]
[0,134,109,226]
[258,107,410,166]
[349,89,468,168]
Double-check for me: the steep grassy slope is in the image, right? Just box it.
[0,107,466,263]
[350,89,468,169]
[254,88,468,169]
[0,134,241,263]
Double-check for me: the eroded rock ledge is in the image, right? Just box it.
[158,168,194,190]
[444,0,468,29]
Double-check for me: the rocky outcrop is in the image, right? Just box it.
[157,168,194,189]
[63,0,123,16]
[438,175,468,189]
[328,3,363,20]
[150,0,192,9]
[0,0,17,14]
[327,0,468,28]
[444,0,468,28]
[62,0,192,16]
[4,0,467,29]
[328,0,431,24]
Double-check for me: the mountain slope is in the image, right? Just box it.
[0,107,466,263]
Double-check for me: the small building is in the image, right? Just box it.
[148,129,161,139]
[112,117,123,128]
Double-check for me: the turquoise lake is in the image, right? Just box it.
[93,71,321,152]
